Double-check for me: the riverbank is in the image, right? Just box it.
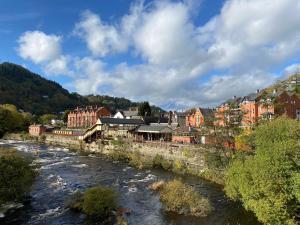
[3,133,226,185]
[0,140,260,225]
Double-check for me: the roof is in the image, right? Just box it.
[99,117,144,125]
[123,110,139,117]
[135,125,173,133]
[199,108,214,117]
[223,97,242,105]
[242,93,260,102]
[174,126,198,134]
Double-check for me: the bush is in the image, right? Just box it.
[128,150,153,169]
[182,148,195,158]
[82,186,117,217]
[0,147,36,204]
[152,154,172,170]
[225,117,300,225]
[159,179,212,217]
[64,191,83,211]
[108,150,129,162]
[172,159,186,174]
[110,139,126,147]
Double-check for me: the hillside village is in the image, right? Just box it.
[28,73,300,148]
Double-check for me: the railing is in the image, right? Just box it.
[80,123,103,140]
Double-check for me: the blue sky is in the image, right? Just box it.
[1,0,300,110]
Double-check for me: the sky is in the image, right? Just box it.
[1,0,300,110]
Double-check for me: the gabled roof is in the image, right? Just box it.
[135,125,173,133]
[199,108,214,117]
[123,110,139,117]
[241,93,260,102]
[98,118,144,125]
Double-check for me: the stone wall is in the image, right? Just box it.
[5,132,215,174]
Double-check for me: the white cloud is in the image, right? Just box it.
[43,55,72,76]
[283,64,300,77]
[18,31,62,64]
[72,57,109,94]
[133,1,198,65]
[74,10,127,57]
[17,0,300,109]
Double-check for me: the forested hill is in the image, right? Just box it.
[0,62,163,115]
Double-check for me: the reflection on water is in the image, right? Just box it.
[0,140,260,225]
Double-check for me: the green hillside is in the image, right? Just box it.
[0,62,163,115]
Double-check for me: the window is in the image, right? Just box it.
[296,109,300,120]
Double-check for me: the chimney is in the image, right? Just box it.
[233,95,237,99]
[256,89,260,93]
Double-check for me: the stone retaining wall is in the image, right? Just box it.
[5,133,216,174]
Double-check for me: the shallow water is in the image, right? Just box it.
[0,140,260,225]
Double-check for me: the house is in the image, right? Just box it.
[169,111,186,127]
[214,96,242,127]
[239,91,262,128]
[80,117,145,142]
[186,108,214,128]
[113,107,142,119]
[133,124,173,142]
[272,91,300,119]
[172,126,198,144]
[67,106,111,128]
[113,111,125,119]
[29,124,54,136]
[214,90,300,129]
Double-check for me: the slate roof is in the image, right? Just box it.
[123,110,139,117]
[199,108,214,117]
[135,125,173,133]
[99,118,144,125]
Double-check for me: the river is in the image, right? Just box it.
[0,140,260,225]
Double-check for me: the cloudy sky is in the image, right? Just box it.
[1,0,300,109]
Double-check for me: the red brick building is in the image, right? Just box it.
[186,108,213,128]
[67,106,111,128]
[215,90,300,129]
[273,91,300,119]
[29,124,47,136]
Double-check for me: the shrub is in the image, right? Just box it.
[64,191,83,211]
[234,131,255,151]
[152,154,172,170]
[82,186,117,217]
[108,150,129,162]
[160,179,212,217]
[0,147,36,204]
[128,150,153,169]
[182,148,195,158]
[172,159,186,174]
[110,139,126,147]
[225,117,300,225]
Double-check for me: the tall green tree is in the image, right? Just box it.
[138,102,152,116]
[225,117,300,225]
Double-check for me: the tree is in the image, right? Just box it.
[225,117,300,225]
[138,102,152,116]
[62,110,70,123]
[0,147,36,204]
[39,114,57,125]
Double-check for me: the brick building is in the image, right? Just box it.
[214,97,242,127]
[29,124,47,136]
[186,108,213,128]
[67,106,111,128]
[214,90,300,129]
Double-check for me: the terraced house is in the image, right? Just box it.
[67,106,111,128]
[214,90,300,129]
